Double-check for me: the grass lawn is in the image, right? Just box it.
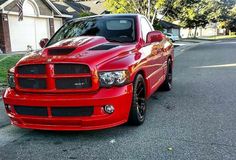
[0,54,24,87]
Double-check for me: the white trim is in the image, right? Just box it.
[2,11,53,18]
[26,0,40,16]
[44,0,72,18]
[56,14,73,18]
[44,0,63,16]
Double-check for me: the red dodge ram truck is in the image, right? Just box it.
[3,14,174,131]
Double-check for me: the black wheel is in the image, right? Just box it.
[160,58,173,91]
[128,74,147,125]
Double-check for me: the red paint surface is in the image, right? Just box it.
[3,14,174,130]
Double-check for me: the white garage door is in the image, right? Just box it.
[8,15,49,51]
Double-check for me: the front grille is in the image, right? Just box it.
[14,106,94,117]
[16,63,92,91]
[14,106,48,116]
[17,64,46,74]
[54,64,90,74]
[51,107,94,117]
[55,78,92,89]
[18,78,47,89]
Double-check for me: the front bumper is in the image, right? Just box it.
[2,84,133,131]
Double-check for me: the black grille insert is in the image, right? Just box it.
[52,107,94,117]
[54,64,90,74]
[55,78,92,89]
[18,78,47,89]
[14,106,48,116]
[48,48,76,55]
[17,64,46,74]
[89,44,119,50]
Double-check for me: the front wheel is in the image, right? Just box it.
[128,74,147,125]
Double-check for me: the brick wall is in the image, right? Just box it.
[0,14,11,53]
[49,18,55,37]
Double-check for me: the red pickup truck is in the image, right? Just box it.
[3,14,174,131]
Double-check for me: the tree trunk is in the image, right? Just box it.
[194,26,198,38]
[147,0,151,21]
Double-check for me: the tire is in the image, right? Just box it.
[128,74,147,125]
[160,58,173,91]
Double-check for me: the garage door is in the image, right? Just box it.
[8,15,49,51]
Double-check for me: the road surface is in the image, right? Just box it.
[0,40,236,160]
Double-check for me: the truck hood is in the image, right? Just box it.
[17,36,136,68]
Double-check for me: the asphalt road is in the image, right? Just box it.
[0,40,236,160]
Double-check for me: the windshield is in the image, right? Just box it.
[47,16,136,46]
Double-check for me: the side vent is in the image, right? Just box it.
[89,44,119,50]
[48,48,76,55]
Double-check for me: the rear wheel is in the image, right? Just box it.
[128,74,147,125]
[160,58,173,91]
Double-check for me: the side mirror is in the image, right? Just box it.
[39,38,49,48]
[146,31,164,43]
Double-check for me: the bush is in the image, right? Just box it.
[153,22,164,31]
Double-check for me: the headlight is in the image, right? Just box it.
[99,70,130,87]
[8,72,15,88]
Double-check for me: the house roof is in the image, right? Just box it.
[78,0,107,15]
[159,20,180,29]
[0,0,7,6]
[51,0,108,18]
[52,1,79,18]
[0,0,72,18]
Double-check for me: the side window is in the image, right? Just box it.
[141,18,153,42]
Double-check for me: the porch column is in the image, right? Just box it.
[49,18,54,37]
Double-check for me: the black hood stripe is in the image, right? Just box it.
[89,44,119,50]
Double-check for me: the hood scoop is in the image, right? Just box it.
[89,44,119,51]
[47,47,76,55]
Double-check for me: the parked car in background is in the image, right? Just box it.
[164,33,180,42]
[3,14,174,131]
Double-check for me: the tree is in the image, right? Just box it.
[104,0,171,24]
[104,0,233,37]
[224,6,236,32]
[164,0,221,37]
[217,0,236,33]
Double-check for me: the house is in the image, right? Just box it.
[159,20,181,37]
[180,23,226,38]
[0,0,72,53]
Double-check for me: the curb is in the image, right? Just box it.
[0,88,5,100]
[174,41,217,57]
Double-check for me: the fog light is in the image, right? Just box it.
[104,105,114,114]
[5,104,12,112]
